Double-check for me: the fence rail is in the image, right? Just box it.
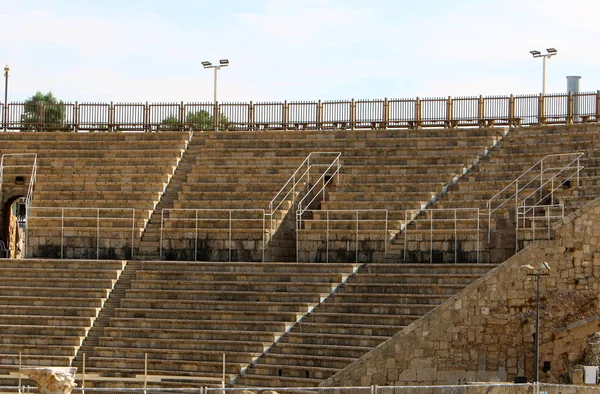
[2,91,599,132]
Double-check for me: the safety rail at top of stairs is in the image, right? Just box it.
[486,152,584,241]
[266,152,341,237]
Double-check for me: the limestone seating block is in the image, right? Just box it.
[96,337,268,353]
[34,182,168,193]
[31,200,157,211]
[120,299,313,314]
[0,286,109,299]
[0,324,87,337]
[113,307,301,322]
[35,165,177,175]
[0,334,83,347]
[351,273,482,285]
[91,347,258,363]
[102,327,276,342]
[35,173,171,184]
[124,289,323,303]
[0,130,189,141]
[0,354,72,367]
[0,315,92,327]
[303,312,419,327]
[0,343,76,357]
[85,358,241,377]
[245,363,340,379]
[172,200,270,210]
[108,317,288,333]
[0,267,120,280]
[0,305,100,318]
[316,302,436,316]
[129,279,336,293]
[259,352,356,369]
[280,331,387,348]
[136,261,357,273]
[294,321,403,337]
[0,295,104,308]
[133,270,345,283]
[0,277,115,289]
[270,343,371,359]
[181,182,293,193]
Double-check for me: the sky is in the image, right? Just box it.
[0,0,599,104]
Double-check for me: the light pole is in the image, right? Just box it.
[201,59,229,104]
[520,262,551,383]
[530,48,557,96]
[3,65,8,132]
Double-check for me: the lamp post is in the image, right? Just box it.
[529,48,557,96]
[520,262,551,383]
[202,59,229,105]
[3,65,8,132]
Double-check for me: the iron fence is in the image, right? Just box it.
[2,91,598,132]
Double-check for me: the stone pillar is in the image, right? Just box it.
[21,367,77,394]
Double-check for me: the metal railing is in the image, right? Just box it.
[404,208,481,263]
[159,209,266,262]
[0,384,597,394]
[265,152,341,240]
[296,209,389,263]
[516,203,565,250]
[1,91,598,132]
[25,207,136,259]
[486,153,584,241]
[295,156,341,216]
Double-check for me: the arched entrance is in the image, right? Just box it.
[1,195,26,258]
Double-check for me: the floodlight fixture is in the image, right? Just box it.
[202,61,212,68]
[219,59,229,65]
[530,48,557,95]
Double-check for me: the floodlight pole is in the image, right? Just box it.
[3,65,8,132]
[530,49,557,96]
[521,262,550,383]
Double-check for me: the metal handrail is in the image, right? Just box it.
[486,152,583,240]
[160,208,266,262]
[296,155,342,216]
[519,164,583,211]
[516,203,565,252]
[26,207,136,259]
[296,209,388,263]
[266,152,341,240]
[404,208,480,264]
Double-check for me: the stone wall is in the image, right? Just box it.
[323,197,600,386]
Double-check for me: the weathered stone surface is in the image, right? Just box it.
[21,367,77,394]
[322,195,600,387]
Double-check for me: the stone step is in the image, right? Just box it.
[114,308,301,322]
[108,317,288,332]
[124,289,324,303]
[120,299,313,313]
[102,327,277,342]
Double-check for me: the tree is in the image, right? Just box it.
[161,110,229,131]
[22,91,66,130]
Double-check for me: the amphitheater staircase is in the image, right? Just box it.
[72,260,142,371]
[136,133,208,259]
[0,132,190,260]
[0,259,125,385]
[81,261,359,387]
[234,262,497,387]
[392,124,600,264]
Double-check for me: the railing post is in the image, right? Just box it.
[566,92,574,124]
[109,101,115,132]
[382,97,389,129]
[144,101,150,132]
[195,210,199,262]
[538,93,545,125]
[596,90,600,121]
[478,95,484,127]
[282,100,289,130]
[508,94,515,126]
[160,210,164,259]
[38,102,45,130]
[446,96,453,128]
[349,98,356,129]
[214,101,220,131]
[96,209,100,260]
[179,101,185,130]
[74,101,80,132]
[317,100,323,130]
[248,101,255,131]
[415,97,422,129]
